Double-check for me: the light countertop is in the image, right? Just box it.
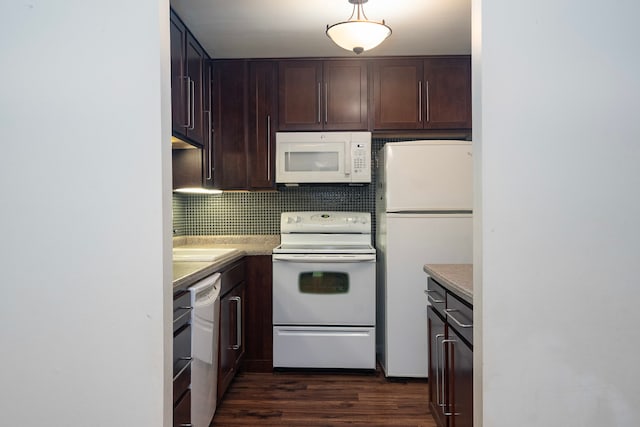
[172,235,280,291]
[173,234,280,256]
[423,264,473,305]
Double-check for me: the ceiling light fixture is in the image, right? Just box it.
[326,0,392,55]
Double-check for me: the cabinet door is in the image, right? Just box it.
[185,34,207,146]
[449,329,473,427]
[170,13,188,136]
[248,62,277,189]
[428,306,448,427]
[244,256,273,372]
[323,60,369,130]
[218,282,246,404]
[423,57,472,129]
[373,59,423,130]
[278,61,323,130]
[212,60,248,189]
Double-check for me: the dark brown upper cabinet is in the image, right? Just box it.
[211,60,248,190]
[170,10,209,147]
[278,60,368,131]
[373,56,471,131]
[211,60,278,191]
[248,61,278,190]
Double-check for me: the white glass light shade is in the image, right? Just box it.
[326,20,391,54]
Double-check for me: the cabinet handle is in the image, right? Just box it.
[418,80,423,123]
[230,296,242,350]
[435,333,445,408]
[424,290,445,304]
[189,79,196,130]
[324,82,328,124]
[425,80,430,123]
[173,306,193,324]
[267,115,271,179]
[445,309,473,328]
[183,77,191,128]
[441,339,460,417]
[205,110,212,180]
[173,357,192,381]
[317,82,321,124]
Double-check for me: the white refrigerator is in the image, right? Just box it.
[376,140,473,378]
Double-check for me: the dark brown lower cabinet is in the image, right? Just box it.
[427,277,473,427]
[217,259,246,404]
[428,306,449,427]
[450,328,473,427]
[243,256,273,372]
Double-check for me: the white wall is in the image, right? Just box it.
[0,1,172,426]
[476,0,640,426]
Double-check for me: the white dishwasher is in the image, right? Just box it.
[189,273,221,427]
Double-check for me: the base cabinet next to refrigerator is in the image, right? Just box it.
[427,277,473,427]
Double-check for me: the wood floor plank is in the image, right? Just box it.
[212,368,436,426]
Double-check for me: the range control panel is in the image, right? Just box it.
[281,211,371,234]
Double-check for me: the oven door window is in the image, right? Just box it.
[299,272,348,294]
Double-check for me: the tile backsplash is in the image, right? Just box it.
[172,136,465,238]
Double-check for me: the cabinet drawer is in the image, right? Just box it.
[173,323,192,375]
[173,290,192,333]
[221,259,246,295]
[426,277,447,316]
[173,388,191,427]
[172,357,191,405]
[446,293,473,346]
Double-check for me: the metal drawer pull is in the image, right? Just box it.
[173,306,193,324]
[317,82,321,123]
[231,296,242,350]
[189,78,196,130]
[324,82,328,124]
[435,333,444,407]
[445,309,473,328]
[425,80,430,123]
[425,290,445,304]
[205,110,212,180]
[441,339,460,417]
[182,76,191,128]
[418,80,423,122]
[173,357,192,381]
[267,114,271,179]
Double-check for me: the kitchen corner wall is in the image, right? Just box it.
[172,138,421,238]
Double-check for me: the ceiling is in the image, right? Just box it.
[170,0,471,59]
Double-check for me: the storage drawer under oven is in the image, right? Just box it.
[273,326,375,369]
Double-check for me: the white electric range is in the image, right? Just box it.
[272,211,376,370]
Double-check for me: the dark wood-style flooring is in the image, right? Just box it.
[212,368,435,426]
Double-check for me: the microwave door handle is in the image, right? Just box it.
[344,141,351,176]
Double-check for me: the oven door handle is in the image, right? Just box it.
[272,254,375,263]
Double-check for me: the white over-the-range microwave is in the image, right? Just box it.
[275,132,372,184]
